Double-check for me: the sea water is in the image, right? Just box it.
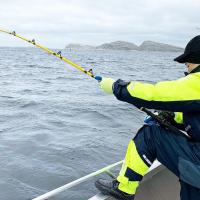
[0,47,183,200]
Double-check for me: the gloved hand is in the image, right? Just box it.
[100,77,114,94]
[144,111,175,126]
[95,76,114,94]
[157,111,175,124]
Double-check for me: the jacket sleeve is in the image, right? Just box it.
[113,73,200,112]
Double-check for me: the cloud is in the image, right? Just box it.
[0,0,200,47]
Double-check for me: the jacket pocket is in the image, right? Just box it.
[178,157,200,189]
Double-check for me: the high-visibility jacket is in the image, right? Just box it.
[113,65,200,142]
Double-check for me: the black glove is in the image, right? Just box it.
[157,111,175,124]
[158,111,186,130]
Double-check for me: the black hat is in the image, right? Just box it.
[174,35,200,63]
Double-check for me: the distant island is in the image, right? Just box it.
[65,40,183,52]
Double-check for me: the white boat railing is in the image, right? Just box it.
[32,160,123,200]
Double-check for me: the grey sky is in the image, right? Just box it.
[0,0,200,48]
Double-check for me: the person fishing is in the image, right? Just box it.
[95,35,200,200]
[1,29,200,200]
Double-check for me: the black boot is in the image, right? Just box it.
[95,179,135,200]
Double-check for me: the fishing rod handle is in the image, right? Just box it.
[140,107,191,139]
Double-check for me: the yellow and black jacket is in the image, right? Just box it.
[113,65,200,142]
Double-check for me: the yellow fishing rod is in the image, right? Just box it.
[0,28,97,79]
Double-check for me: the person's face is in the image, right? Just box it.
[185,62,199,73]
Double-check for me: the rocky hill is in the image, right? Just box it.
[139,41,183,52]
[65,41,183,52]
[96,41,139,50]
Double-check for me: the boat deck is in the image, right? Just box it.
[31,160,180,200]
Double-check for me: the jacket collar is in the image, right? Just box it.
[184,65,200,76]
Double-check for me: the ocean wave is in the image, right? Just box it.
[20,100,42,108]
